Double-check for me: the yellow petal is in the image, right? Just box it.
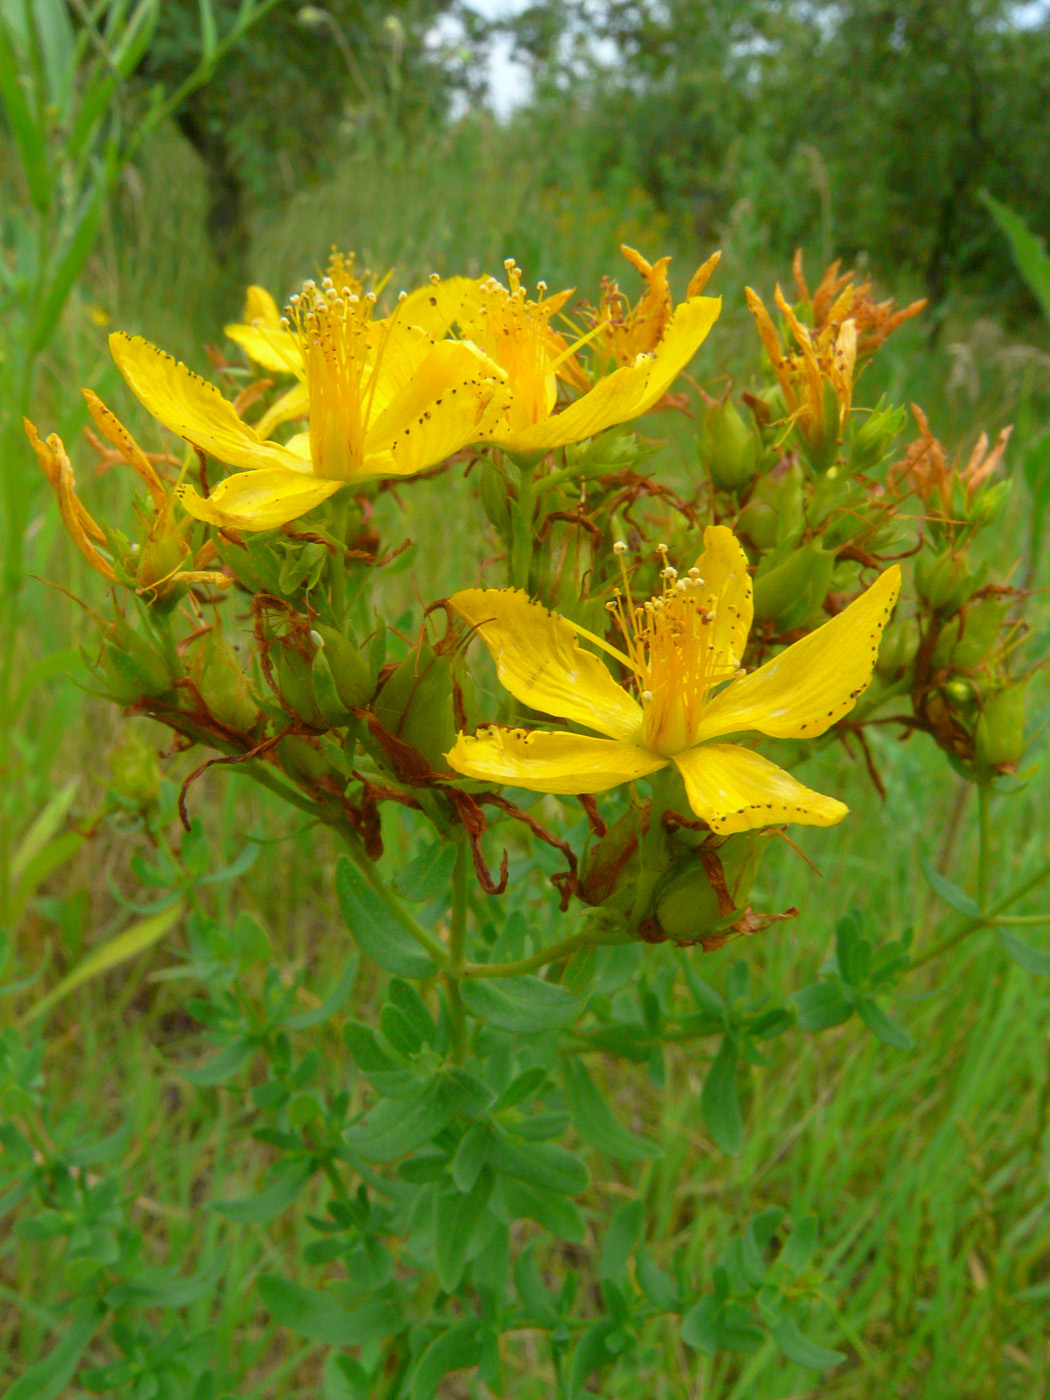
[255,380,310,440]
[24,420,116,578]
[451,588,643,741]
[395,276,477,336]
[176,468,344,531]
[447,726,665,794]
[225,321,302,376]
[81,389,167,509]
[673,743,848,834]
[495,295,720,454]
[694,525,753,673]
[244,285,281,326]
[694,566,901,743]
[110,333,302,475]
[366,340,510,476]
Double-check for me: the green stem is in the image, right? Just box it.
[327,493,350,624]
[462,928,601,980]
[987,913,1050,927]
[910,858,1050,973]
[509,457,538,590]
[977,781,992,909]
[445,840,470,1061]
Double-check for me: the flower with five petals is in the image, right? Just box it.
[446,527,900,834]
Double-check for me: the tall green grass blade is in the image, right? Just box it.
[29,175,111,355]
[19,900,184,1024]
[0,15,52,213]
[981,191,1050,325]
[28,0,76,121]
[10,779,79,882]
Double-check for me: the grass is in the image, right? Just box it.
[2,112,1049,1398]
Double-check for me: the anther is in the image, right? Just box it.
[613,540,627,554]
[642,690,653,703]
[310,630,324,648]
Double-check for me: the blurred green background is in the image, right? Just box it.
[2,2,1050,1396]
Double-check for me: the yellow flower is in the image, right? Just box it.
[109,275,511,532]
[447,526,900,834]
[25,393,231,603]
[746,284,857,469]
[570,244,722,383]
[456,259,721,457]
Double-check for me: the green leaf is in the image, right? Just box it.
[181,1037,255,1088]
[497,1177,586,1241]
[344,1079,452,1161]
[488,1129,589,1196]
[681,1297,764,1355]
[257,1276,400,1347]
[997,928,1050,976]
[11,779,79,881]
[387,978,436,1048]
[856,996,914,1050]
[411,1319,484,1400]
[21,901,184,1025]
[981,191,1050,325]
[514,1244,559,1324]
[334,855,435,979]
[635,1246,678,1310]
[0,15,51,213]
[105,1257,223,1309]
[778,1216,818,1275]
[198,0,218,63]
[701,1038,743,1154]
[599,1199,644,1288]
[211,1162,314,1224]
[567,1319,620,1396]
[323,1354,370,1400]
[282,956,359,1029]
[3,1302,103,1400]
[793,981,853,1032]
[392,838,456,903]
[434,1172,494,1292]
[562,1057,659,1162]
[767,1312,845,1370]
[460,975,582,1033]
[920,854,982,919]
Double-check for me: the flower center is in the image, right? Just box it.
[607,544,742,757]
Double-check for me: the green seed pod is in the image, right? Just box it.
[975,680,1028,770]
[479,461,512,542]
[943,675,978,710]
[655,833,771,942]
[876,613,921,677]
[753,544,836,631]
[275,643,325,727]
[188,630,260,731]
[108,733,161,808]
[848,401,905,475]
[933,596,1012,671]
[276,734,329,783]
[796,378,842,475]
[311,624,373,709]
[702,397,758,492]
[580,807,639,909]
[968,479,1011,529]
[309,646,356,728]
[915,548,973,613]
[399,651,457,773]
[735,499,779,551]
[99,617,178,701]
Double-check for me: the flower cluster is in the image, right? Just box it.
[28,243,1029,947]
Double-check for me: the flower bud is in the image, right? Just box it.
[701,396,758,492]
[580,808,639,909]
[876,613,920,677]
[915,547,973,613]
[276,734,329,783]
[108,733,161,808]
[478,461,512,543]
[848,401,905,475]
[968,478,1011,529]
[654,833,772,944]
[752,543,836,631]
[187,630,260,731]
[373,645,456,772]
[933,596,1012,671]
[735,499,779,551]
[275,642,325,728]
[97,617,178,701]
[975,679,1028,771]
[311,624,373,709]
[309,647,357,727]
